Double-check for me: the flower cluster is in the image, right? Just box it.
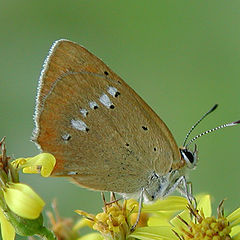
[0,138,56,240]
[74,195,240,240]
[132,195,240,240]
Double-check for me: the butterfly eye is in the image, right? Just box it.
[180,147,197,169]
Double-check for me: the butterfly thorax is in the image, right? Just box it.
[121,166,187,202]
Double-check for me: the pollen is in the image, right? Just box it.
[75,196,144,240]
[76,201,130,240]
[178,205,232,240]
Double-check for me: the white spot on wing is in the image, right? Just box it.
[89,101,99,109]
[62,133,71,141]
[99,94,113,108]
[67,171,78,175]
[71,119,89,131]
[108,86,119,97]
[80,108,88,117]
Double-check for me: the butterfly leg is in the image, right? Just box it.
[176,177,196,208]
[101,192,123,206]
[130,188,144,232]
[163,175,195,205]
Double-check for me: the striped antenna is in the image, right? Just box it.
[183,104,218,147]
[185,120,240,148]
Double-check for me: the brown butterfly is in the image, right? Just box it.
[32,40,239,220]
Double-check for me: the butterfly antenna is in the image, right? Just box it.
[182,104,218,147]
[185,120,240,148]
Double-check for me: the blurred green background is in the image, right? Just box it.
[1,1,240,239]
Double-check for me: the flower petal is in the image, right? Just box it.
[73,218,94,231]
[142,196,187,213]
[0,208,15,240]
[227,208,240,227]
[3,183,45,219]
[231,225,240,239]
[130,226,177,240]
[196,194,211,217]
[12,153,56,177]
[78,232,104,240]
[147,212,174,227]
[170,209,190,234]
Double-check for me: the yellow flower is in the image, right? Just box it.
[0,207,15,240]
[12,153,56,177]
[131,194,240,240]
[75,195,188,240]
[172,195,240,239]
[0,139,55,239]
[0,183,45,240]
[76,199,133,240]
[3,182,45,219]
[130,196,188,240]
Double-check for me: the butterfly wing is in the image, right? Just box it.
[33,40,181,194]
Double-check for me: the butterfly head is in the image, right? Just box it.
[179,145,198,170]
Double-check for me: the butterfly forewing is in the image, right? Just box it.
[33,40,181,194]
